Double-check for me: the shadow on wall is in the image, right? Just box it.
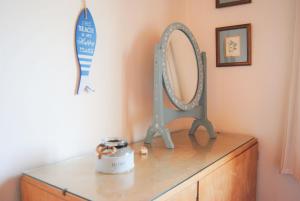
[0,177,20,201]
[121,28,161,142]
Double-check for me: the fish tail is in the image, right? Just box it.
[77,54,94,94]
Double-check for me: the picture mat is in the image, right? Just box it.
[219,28,247,64]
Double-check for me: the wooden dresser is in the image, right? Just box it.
[21,130,258,201]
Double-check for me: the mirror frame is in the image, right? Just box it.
[161,24,203,111]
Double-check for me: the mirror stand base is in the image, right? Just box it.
[189,119,217,139]
[145,118,216,149]
[145,126,175,149]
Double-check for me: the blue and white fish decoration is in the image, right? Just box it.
[75,8,97,94]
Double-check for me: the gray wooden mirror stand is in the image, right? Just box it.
[145,23,216,149]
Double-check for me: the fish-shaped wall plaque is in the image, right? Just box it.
[75,8,97,94]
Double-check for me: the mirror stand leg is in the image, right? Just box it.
[189,120,200,136]
[145,126,174,148]
[160,127,174,149]
[189,119,217,139]
[203,119,217,139]
[145,126,156,144]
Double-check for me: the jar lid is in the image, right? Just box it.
[99,138,128,149]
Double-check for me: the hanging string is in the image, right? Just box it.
[83,0,88,19]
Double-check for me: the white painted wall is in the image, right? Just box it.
[0,1,187,200]
[186,0,300,200]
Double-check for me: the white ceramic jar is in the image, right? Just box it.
[96,139,134,174]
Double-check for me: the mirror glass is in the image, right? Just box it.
[166,30,198,104]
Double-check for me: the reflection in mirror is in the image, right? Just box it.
[166,30,198,104]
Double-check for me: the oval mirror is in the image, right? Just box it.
[166,30,198,104]
[145,22,216,149]
[161,24,203,111]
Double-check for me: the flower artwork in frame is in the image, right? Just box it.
[216,0,251,8]
[216,24,252,67]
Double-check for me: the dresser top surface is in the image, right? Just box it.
[24,130,255,201]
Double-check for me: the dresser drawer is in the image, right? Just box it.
[21,176,85,201]
[198,144,258,201]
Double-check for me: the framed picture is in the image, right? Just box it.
[216,0,251,8]
[216,24,252,67]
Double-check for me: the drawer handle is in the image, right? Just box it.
[62,188,68,196]
[196,182,199,201]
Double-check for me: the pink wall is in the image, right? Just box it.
[186,0,300,200]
